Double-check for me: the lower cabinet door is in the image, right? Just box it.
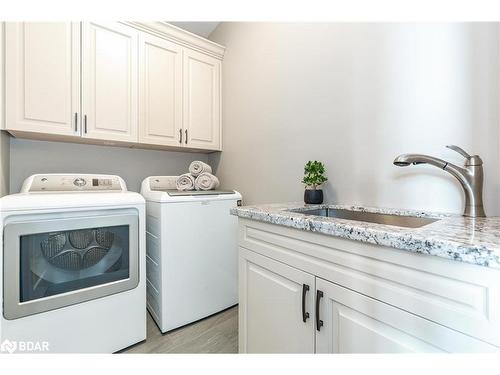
[239,248,315,353]
[315,278,498,353]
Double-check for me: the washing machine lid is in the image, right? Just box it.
[166,190,235,197]
[140,176,241,203]
[143,189,242,203]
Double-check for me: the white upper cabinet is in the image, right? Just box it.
[81,22,138,143]
[183,48,221,151]
[2,22,224,152]
[4,22,80,136]
[138,34,183,147]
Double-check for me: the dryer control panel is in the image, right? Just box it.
[21,174,127,193]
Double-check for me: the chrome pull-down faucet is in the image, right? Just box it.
[393,145,485,217]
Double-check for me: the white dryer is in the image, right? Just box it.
[141,176,242,333]
[0,174,146,353]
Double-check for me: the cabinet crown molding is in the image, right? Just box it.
[123,21,225,59]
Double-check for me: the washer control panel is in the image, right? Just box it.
[24,174,125,192]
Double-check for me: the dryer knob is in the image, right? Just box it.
[73,178,87,187]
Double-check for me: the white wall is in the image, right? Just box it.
[9,139,208,193]
[0,23,10,197]
[0,133,8,197]
[209,23,500,215]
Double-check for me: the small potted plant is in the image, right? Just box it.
[302,160,328,204]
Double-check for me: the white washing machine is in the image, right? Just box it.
[141,176,241,333]
[0,174,146,353]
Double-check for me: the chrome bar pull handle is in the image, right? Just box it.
[179,129,183,144]
[74,113,78,132]
[185,129,188,144]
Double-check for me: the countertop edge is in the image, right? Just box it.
[231,204,500,269]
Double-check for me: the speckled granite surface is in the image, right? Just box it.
[231,203,500,269]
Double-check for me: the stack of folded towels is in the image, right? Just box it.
[175,161,220,191]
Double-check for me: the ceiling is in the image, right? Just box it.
[168,22,220,38]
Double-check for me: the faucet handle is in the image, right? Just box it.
[446,145,471,159]
[446,145,483,166]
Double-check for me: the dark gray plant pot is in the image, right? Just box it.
[304,189,323,204]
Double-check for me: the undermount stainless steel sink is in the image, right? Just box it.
[295,208,439,228]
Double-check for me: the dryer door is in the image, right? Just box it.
[3,209,139,319]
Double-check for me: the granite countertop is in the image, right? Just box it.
[231,203,500,269]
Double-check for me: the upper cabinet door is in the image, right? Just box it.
[4,22,80,136]
[82,22,138,143]
[183,48,221,151]
[138,34,183,147]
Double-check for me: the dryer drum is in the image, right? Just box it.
[95,229,115,249]
[40,229,114,271]
[82,246,109,268]
[43,246,113,271]
[50,251,82,271]
[69,230,94,249]
[40,233,67,259]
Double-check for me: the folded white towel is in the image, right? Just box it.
[189,160,212,177]
[194,172,220,191]
[176,173,195,191]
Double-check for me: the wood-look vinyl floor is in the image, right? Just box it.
[121,306,238,354]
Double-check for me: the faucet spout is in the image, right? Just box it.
[393,154,448,169]
[393,146,485,217]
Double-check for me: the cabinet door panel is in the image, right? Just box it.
[183,49,221,150]
[316,278,498,353]
[239,248,315,353]
[138,34,182,146]
[5,22,80,135]
[82,22,138,142]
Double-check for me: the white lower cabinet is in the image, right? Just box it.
[316,278,442,353]
[238,219,500,353]
[239,249,315,353]
[315,278,495,353]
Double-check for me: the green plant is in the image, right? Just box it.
[302,160,328,190]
